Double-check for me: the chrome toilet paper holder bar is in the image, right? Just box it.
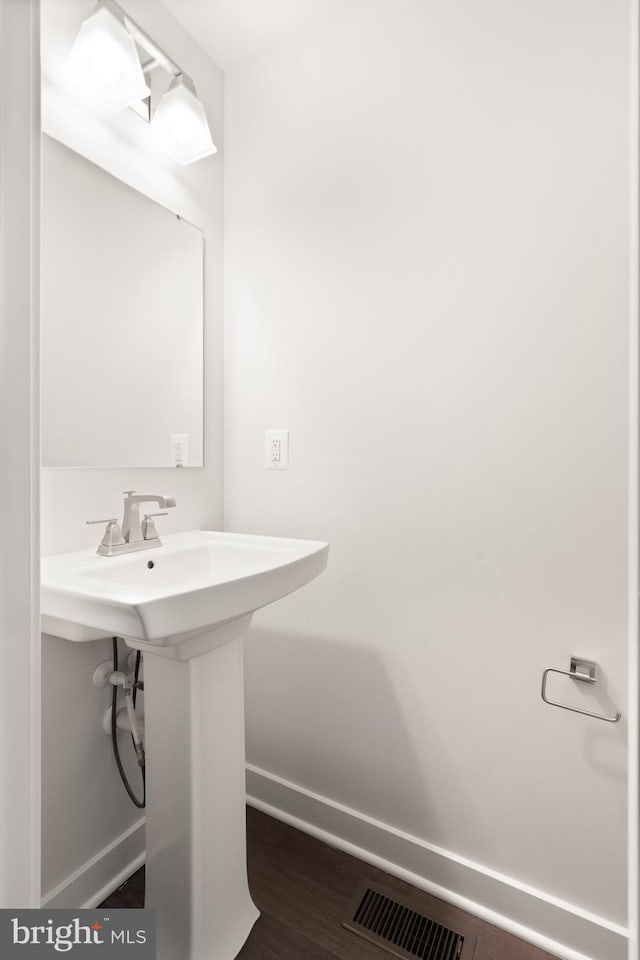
[541,656,622,723]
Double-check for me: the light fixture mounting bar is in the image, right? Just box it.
[98,0,191,85]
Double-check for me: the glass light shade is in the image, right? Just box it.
[65,6,150,112]
[149,81,217,165]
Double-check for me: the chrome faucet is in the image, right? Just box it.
[88,491,176,557]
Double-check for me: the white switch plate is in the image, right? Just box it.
[171,433,189,468]
[265,429,289,469]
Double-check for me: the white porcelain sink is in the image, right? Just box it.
[42,529,328,656]
[41,528,328,960]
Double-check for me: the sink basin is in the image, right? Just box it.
[41,528,328,960]
[41,529,328,655]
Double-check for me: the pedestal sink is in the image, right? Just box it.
[41,530,329,960]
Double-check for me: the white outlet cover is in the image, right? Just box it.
[171,433,189,468]
[265,429,289,469]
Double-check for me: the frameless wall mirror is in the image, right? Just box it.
[41,134,204,468]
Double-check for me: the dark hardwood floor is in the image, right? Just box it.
[101,807,558,960]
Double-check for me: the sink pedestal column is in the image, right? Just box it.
[139,620,259,960]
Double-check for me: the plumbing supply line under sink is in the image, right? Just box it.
[110,638,146,808]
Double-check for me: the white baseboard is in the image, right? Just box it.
[41,818,145,909]
[246,764,628,960]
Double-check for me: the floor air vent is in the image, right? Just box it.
[343,886,476,960]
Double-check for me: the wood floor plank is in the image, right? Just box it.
[100,867,145,909]
[246,805,373,899]
[248,854,390,960]
[236,913,337,960]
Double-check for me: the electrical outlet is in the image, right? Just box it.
[265,429,289,470]
[171,433,189,468]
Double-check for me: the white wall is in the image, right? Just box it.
[628,9,640,959]
[225,0,630,955]
[40,0,224,903]
[0,0,41,908]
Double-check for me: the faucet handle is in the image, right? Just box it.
[123,490,136,497]
[142,512,168,541]
[87,518,126,550]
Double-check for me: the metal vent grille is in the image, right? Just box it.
[343,887,475,960]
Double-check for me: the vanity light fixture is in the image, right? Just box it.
[149,76,217,165]
[65,0,217,165]
[64,5,151,112]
